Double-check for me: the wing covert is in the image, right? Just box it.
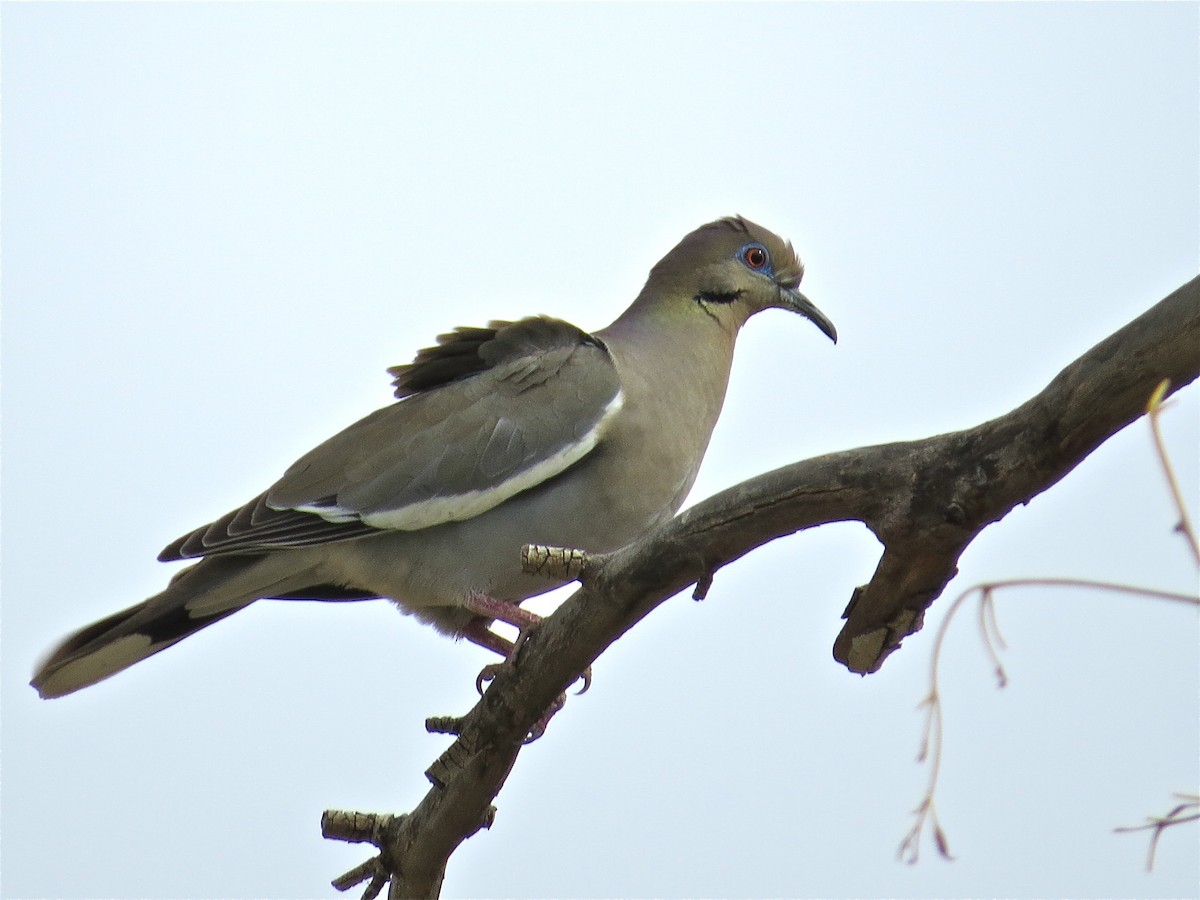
[159,317,622,560]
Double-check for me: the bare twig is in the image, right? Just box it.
[899,578,1196,864]
[1115,793,1200,871]
[903,383,1199,865]
[522,544,590,581]
[1146,379,1200,564]
[898,583,997,865]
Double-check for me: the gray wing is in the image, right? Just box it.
[159,317,623,561]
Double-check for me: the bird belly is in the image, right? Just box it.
[312,445,682,636]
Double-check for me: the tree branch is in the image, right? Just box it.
[324,275,1200,898]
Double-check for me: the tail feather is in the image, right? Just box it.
[31,555,308,698]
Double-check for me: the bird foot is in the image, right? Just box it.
[460,596,591,740]
[471,654,566,743]
[467,617,591,696]
[460,598,543,695]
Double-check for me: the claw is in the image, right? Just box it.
[475,661,506,695]
[523,693,566,743]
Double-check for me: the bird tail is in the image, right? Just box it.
[31,554,313,699]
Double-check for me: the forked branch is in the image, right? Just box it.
[324,275,1200,898]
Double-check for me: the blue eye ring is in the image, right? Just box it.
[739,242,771,272]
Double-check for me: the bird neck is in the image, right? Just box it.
[597,297,738,439]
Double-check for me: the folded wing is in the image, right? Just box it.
[159,317,622,561]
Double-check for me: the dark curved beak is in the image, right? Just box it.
[778,286,837,344]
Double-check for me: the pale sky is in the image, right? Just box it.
[3,3,1198,898]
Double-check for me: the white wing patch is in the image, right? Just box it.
[295,390,625,532]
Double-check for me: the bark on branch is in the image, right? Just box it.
[324,275,1200,899]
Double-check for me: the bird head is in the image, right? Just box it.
[638,216,837,343]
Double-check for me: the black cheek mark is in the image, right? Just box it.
[694,289,744,305]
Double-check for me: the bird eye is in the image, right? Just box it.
[741,244,769,270]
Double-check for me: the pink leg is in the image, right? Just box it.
[461,592,590,689]
[461,593,543,694]
[461,592,543,632]
[460,618,515,657]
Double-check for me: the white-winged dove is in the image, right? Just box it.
[32,216,836,699]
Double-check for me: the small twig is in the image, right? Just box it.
[360,875,387,900]
[1115,793,1200,871]
[1146,379,1200,564]
[322,810,399,844]
[322,812,403,897]
[901,577,1198,865]
[898,583,976,865]
[977,587,1007,687]
[425,715,466,736]
[954,578,1196,607]
[330,856,387,896]
[521,544,589,580]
